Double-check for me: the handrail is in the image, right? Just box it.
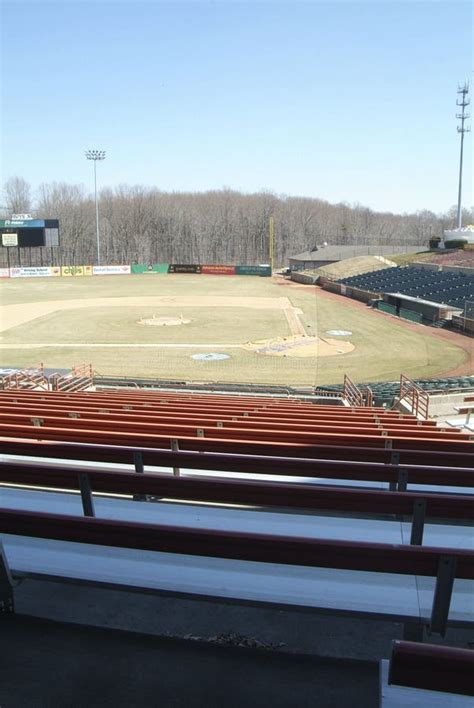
[343,374,364,407]
[389,640,474,696]
[0,364,47,391]
[1,508,473,578]
[49,363,93,392]
[397,374,430,419]
[364,386,374,407]
[1,461,473,520]
[342,376,374,407]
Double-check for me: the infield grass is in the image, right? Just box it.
[0,274,468,385]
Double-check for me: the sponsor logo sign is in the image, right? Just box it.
[61,265,93,277]
[168,264,202,274]
[131,263,169,274]
[92,265,131,276]
[202,265,236,275]
[0,219,45,228]
[10,266,61,278]
[0,268,10,278]
[1,233,18,247]
[235,265,272,276]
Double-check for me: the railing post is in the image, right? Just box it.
[133,451,147,502]
[410,499,426,545]
[429,555,457,637]
[388,451,400,491]
[0,541,15,613]
[78,473,95,517]
[133,451,144,475]
[171,439,180,477]
[397,468,408,492]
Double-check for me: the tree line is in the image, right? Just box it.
[2,176,472,267]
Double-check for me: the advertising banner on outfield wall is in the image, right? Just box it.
[92,265,131,276]
[62,265,93,277]
[202,265,236,275]
[235,265,272,276]
[0,268,10,278]
[168,264,202,274]
[131,263,169,274]
[10,266,61,278]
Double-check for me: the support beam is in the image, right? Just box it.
[132,451,147,501]
[410,499,427,546]
[430,555,457,637]
[171,439,180,477]
[0,541,15,613]
[78,473,95,517]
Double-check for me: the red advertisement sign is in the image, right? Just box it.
[202,265,236,275]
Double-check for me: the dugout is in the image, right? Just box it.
[383,293,461,324]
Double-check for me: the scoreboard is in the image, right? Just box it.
[0,218,60,248]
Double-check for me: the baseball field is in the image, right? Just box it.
[0,274,470,386]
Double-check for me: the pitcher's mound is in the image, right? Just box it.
[244,335,354,358]
[138,315,191,327]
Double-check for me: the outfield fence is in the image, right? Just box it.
[0,263,272,279]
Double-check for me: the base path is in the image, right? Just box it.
[282,306,307,337]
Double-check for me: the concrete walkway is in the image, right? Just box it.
[0,614,378,708]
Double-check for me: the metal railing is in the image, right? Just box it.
[343,375,373,407]
[0,364,48,391]
[397,374,430,420]
[49,363,93,392]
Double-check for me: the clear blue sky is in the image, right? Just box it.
[1,0,472,214]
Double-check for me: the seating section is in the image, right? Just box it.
[388,640,474,696]
[337,266,474,309]
[316,375,474,407]
[426,250,474,268]
[1,388,472,661]
[0,388,473,452]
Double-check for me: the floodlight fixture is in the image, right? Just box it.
[85,149,106,264]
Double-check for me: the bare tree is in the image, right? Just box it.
[1,177,456,269]
[3,176,32,214]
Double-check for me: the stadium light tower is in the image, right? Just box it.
[456,83,470,229]
[85,149,106,264]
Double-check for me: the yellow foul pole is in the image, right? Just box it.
[269,216,274,273]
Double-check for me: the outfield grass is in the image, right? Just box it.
[0,274,468,385]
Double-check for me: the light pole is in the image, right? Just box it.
[85,149,106,264]
[455,83,470,229]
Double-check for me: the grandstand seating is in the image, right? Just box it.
[387,640,474,696]
[337,266,474,309]
[1,388,472,643]
[316,375,474,407]
[425,250,474,268]
[0,389,473,452]
[380,641,474,706]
